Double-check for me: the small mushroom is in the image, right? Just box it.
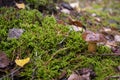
[82,31,106,52]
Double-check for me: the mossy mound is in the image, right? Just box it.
[0,8,119,80]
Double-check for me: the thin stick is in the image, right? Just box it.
[58,29,71,45]
[31,66,38,80]
[45,47,69,65]
[0,67,21,80]
[80,53,120,56]
[105,75,120,80]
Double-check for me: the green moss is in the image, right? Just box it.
[97,45,112,54]
[26,0,56,11]
[0,7,87,79]
[0,7,119,80]
[26,0,51,7]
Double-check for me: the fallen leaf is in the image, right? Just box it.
[16,3,25,9]
[111,46,120,53]
[58,70,67,80]
[61,8,70,14]
[95,17,101,22]
[91,13,97,17]
[57,20,66,25]
[15,57,30,67]
[76,68,96,80]
[61,2,73,10]
[68,72,82,80]
[105,41,117,48]
[114,35,120,42]
[109,19,119,24]
[68,68,96,80]
[0,51,10,68]
[70,25,85,32]
[69,1,79,9]
[100,27,111,32]
[68,16,86,30]
[8,28,24,39]
[69,17,82,27]
[117,66,120,72]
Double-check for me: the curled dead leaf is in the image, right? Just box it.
[57,20,66,25]
[117,66,120,72]
[68,16,86,30]
[114,35,120,42]
[68,68,96,80]
[68,72,82,80]
[0,51,10,68]
[58,70,67,80]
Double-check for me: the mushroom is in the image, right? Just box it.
[82,31,106,53]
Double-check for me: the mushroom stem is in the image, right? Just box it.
[88,42,97,52]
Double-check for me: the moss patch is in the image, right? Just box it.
[0,7,120,80]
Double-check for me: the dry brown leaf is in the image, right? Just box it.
[68,72,82,80]
[57,20,66,25]
[69,17,82,27]
[58,70,67,80]
[117,66,120,72]
[68,16,86,30]
[0,51,10,68]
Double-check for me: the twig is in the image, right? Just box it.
[31,66,38,80]
[0,67,21,80]
[80,53,120,57]
[105,75,120,80]
[45,47,69,65]
[58,29,71,45]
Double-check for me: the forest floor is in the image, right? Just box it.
[0,0,120,80]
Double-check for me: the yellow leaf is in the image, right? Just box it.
[16,3,25,9]
[15,57,30,67]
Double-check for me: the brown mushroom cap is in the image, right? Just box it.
[82,31,106,43]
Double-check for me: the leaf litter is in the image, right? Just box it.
[68,68,96,80]
[0,51,10,69]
